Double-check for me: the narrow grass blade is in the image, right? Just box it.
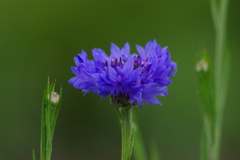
[196,51,216,160]
[51,86,63,135]
[132,111,148,160]
[217,40,231,111]
[150,140,161,160]
[210,0,219,31]
[40,89,47,160]
[32,147,37,160]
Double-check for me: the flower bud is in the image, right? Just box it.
[51,92,60,104]
[196,59,208,72]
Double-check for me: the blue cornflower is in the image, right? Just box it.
[68,40,177,107]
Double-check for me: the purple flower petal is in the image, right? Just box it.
[110,43,121,58]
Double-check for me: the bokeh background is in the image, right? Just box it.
[0,0,239,160]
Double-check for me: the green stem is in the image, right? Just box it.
[41,91,46,160]
[45,105,54,160]
[39,77,62,160]
[119,107,134,160]
[209,0,230,160]
[32,148,36,160]
[46,137,53,160]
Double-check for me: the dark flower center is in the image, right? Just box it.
[110,93,137,108]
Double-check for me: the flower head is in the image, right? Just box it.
[68,40,177,107]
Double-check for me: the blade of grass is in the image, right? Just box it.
[150,140,161,160]
[51,86,62,134]
[32,147,37,160]
[40,89,46,160]
[132,110,148,160]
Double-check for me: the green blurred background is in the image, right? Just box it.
[0,0,239,159]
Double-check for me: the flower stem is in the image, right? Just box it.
[118,107,134,160]
[39,77,62,160]
[202,0,230,160]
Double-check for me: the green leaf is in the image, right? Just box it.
[196,51,216,160]
[210,0,219,31]
[40,89,46,160]
[132,111,148,160]
[216,40,231,111]
[40,77,63,160]
[201,129,208,160]
[51,86,62,136]
[196,51,216,125]
[32,147,37,160]
[150,140,161,160]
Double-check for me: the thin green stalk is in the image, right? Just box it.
[32,148,36,160]
[132,111,148,160]
[150,140,161,160]
[210,0,219,31]
[196,52,215,160]
[118,107,134,160]
[41,89,47,160]
[209,0,230,160]
[45,103,52,160]
[212,0,229,104]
